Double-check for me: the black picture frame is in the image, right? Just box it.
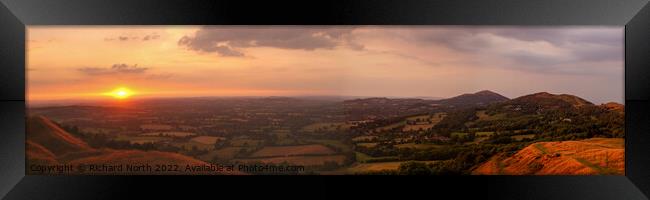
[1,0,649,199]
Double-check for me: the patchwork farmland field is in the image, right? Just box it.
[402,113,446,132]
[345,161,438,173]
[301,122,352,132]
[229,139,263,147]
[394,143,443,150]
[305,139,352,152]
[352,136,378,142]
[198,147,244,161]
[140,131,196,137]
[402,124,435,132]
[114,135,171,144]
[190,136,226,145]
[249,144,335,158]
[234,155,347,166]
[355,151,398,163]
[511,134,536,141]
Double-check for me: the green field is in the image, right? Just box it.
[476,131,495,137]
[272,129,301,145]
[402,124,434,132]
[511,134,536,141]
[172,141,214,151]
[475,110,506,121]
[274,138,300,145]
[379,113,447,132]
[198,147,244,161]
[352,136,378,142]
[465,111,507,126]
[190,136,226,145]
[406,113,446,122]
[354,151,398,163]
[374,121,406,132]
[140,131,196,137]
[394,143,443,150]
[301,122,351,132]
[344,160,438,173]
[406,115,430,121]
[306,139,352,152]
[114,135,171,144]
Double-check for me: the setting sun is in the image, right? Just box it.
[107,87,133,99]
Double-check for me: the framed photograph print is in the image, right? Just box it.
[1,0,650,199]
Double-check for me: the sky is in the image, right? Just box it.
[27,26,624,104]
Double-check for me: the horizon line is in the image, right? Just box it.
[27,90,624,106]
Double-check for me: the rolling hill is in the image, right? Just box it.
[343,90,510,119]
[27,115,93,155]
[505,92,594,112]
[472,138,624,175]
[434,90,509,107]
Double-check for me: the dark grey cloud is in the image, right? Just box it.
[178,27,362,57]
[78,64,148,75]
[487,28,622,62]
[179,27,621,74]
[405,27,623,73]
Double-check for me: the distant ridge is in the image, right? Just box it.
[512,92,594,108]
[434,90,509,106]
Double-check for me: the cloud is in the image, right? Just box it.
[76,64,175,81]
[142,34,161,41]
[197,45,245,57]
[78,64,148,75]
[105,33,161,42]
[400,27,622,74]
[178,27,362,57]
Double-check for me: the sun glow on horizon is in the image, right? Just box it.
[106,87,134,99]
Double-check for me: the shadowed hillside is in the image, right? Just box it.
[26,115,243,175]
[27,116,92,155]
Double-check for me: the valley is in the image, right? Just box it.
[27,90,625,175]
